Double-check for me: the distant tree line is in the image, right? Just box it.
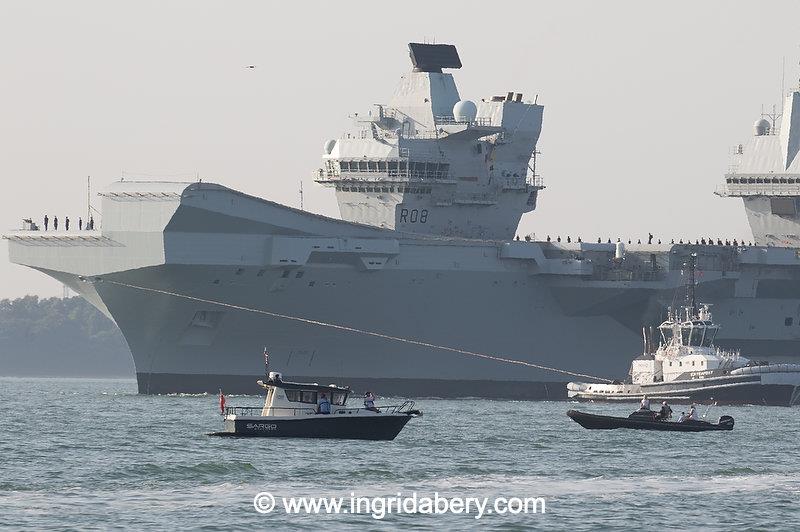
[0,296,134,377]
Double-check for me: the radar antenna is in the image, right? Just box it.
[761,103,782,134]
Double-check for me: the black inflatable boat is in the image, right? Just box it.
[567,409,734,432]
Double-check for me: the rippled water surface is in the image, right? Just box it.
[0,377,798,530]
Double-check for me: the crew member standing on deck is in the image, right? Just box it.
[65,216,70,231]
[79,217,83,231]
[53,216,58,231]
[318,393,331,414]
[44,215,48,231]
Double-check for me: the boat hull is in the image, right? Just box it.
[211,414,413,440]
[567,410,734,431]
[9,181,800,397]
[568,375,800,406]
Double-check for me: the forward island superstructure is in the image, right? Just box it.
[6,44,800,399]
[718,89,800,246]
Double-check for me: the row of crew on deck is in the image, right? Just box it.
[514,234,754,247]
[25,215,95,231]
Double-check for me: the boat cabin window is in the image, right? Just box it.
[301,390,318,404]
[284,390,300,402]
[283,389,320,404]
[330,391,347,405]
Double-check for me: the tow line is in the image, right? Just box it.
[98,278,612,383]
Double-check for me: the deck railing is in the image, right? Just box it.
[224,400,417,417]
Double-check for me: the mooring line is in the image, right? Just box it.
[102,279,612,383]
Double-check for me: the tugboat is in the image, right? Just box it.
[566,409,734,432]
[210,372,422,440]
[567,254,800,406]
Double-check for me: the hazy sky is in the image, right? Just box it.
[2,1,799,299]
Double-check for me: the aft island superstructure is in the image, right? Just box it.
[6,44,800,400]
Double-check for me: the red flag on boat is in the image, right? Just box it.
[219,389,226,414]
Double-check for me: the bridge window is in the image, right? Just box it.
[681,328,691,346]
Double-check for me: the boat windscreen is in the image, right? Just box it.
[681,326,691,346]
[703,326,718,347]
[331,391,347,406]
[690,326,703,347]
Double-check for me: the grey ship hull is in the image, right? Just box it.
[8,182,800,397]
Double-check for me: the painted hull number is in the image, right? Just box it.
[399,208,428,223]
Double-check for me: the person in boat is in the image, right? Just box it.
[318,393,331,415]
[687,404,699,421]
[677,412,687,422]
[656,401,673,421]
[364,391,380,413]
[639,395,650,411]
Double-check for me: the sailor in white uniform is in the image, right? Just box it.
[687,404,699,421]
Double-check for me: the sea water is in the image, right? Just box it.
[0,377,798,530]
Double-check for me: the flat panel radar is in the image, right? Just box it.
[408,43,461,72]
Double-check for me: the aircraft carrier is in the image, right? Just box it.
[7,43,800,398]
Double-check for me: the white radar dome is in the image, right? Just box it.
[754,118,770,136]
[453,100,477,123]
[323,139,337,155]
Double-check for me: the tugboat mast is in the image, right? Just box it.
[685,252,698,318]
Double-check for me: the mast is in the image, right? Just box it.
[685,252,697,317]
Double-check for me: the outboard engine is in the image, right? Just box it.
[718,415,734,428]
